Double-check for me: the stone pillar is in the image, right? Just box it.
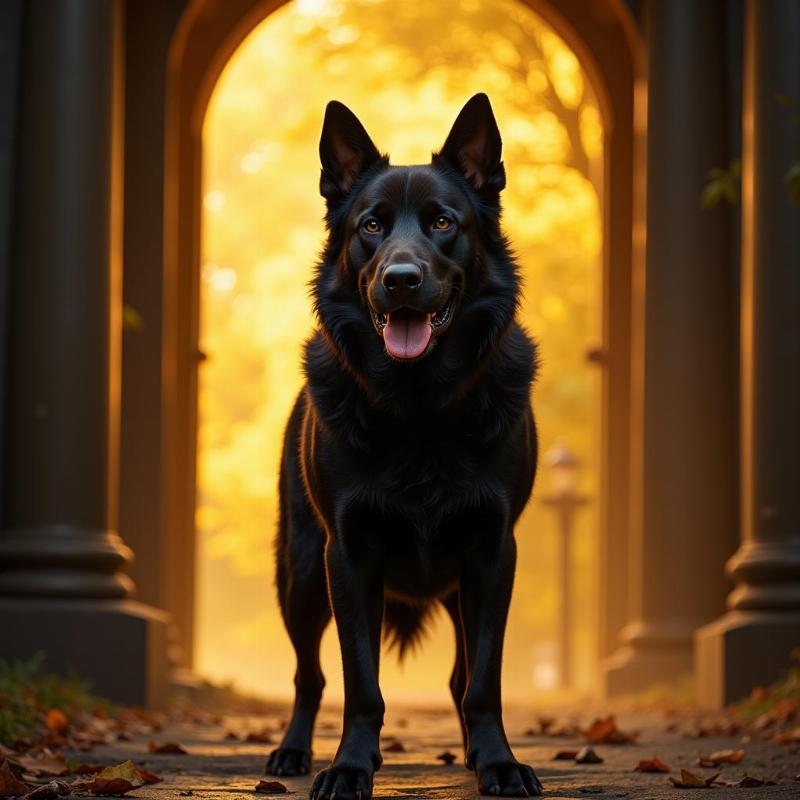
[696,0,800,708]
[601,0,738,695]
[0,0,168,706]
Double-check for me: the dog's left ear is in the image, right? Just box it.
[319,101,382,207]
[437,93,505,196]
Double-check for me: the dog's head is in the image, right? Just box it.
[315,93,515,369]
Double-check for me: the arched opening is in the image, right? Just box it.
[161,0,641,699]
[195,0,602,702]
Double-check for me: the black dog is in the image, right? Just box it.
[266,94,541,799]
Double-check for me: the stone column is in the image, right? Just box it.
[696,0,800,707]
[0,0,168,706]
[601,0,738,695]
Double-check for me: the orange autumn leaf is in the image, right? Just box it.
[669,769,719,788]
[635,756,671,773]
[0,761,31,798]
[696,749,744,767]
[134,769,162,785]
[45,710,69,735]
[71,760,143,796]
[584,715,637,745]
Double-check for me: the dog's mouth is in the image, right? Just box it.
[370,289,458,361]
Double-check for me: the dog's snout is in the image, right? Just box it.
[382,263,423,297]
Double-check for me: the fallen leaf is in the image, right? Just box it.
[714,775,775,788]
[14,753,68,778]
[147,742,187,755]
[44,713,68,736]
[384,741,405,752]
[0,761,32,798]
[133,770,161,786]
[669,769,719,788]
[245,732,273,744]
[254,780,287,794]
[223,732,239,741]
[696,749,744,767]
[574,747,603,764]
[584,716,637,745]
[552,750,579,761]
[436,751,456,765]
[635,757,670,773]
[70,762,143,797]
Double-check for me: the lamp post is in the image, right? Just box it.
[542,440,589,690]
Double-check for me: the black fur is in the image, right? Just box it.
[266,94,542,799]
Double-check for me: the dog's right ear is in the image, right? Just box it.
[319,101,382,207]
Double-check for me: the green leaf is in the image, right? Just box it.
[702,159,741,208]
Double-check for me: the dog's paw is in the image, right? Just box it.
[266,747,311,776]
[477,761,543,797]
[309,764,373,800]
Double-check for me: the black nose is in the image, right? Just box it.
[382,263,422,297]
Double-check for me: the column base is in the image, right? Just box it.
[0,597,170,707]
[695,609,800,708]
[0,525,134,598]
[599,620,696,697]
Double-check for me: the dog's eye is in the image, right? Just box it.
[363,218,382,234]
[432,215,452,231]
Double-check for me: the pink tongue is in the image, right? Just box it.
[383,310,432,360]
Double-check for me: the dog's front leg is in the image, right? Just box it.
[310,537,384,800]
[461,535,543,797]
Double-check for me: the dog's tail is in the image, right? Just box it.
[383,598,437,663]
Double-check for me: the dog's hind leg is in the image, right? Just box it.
[266,518,331,777]
[441,591,468,757]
